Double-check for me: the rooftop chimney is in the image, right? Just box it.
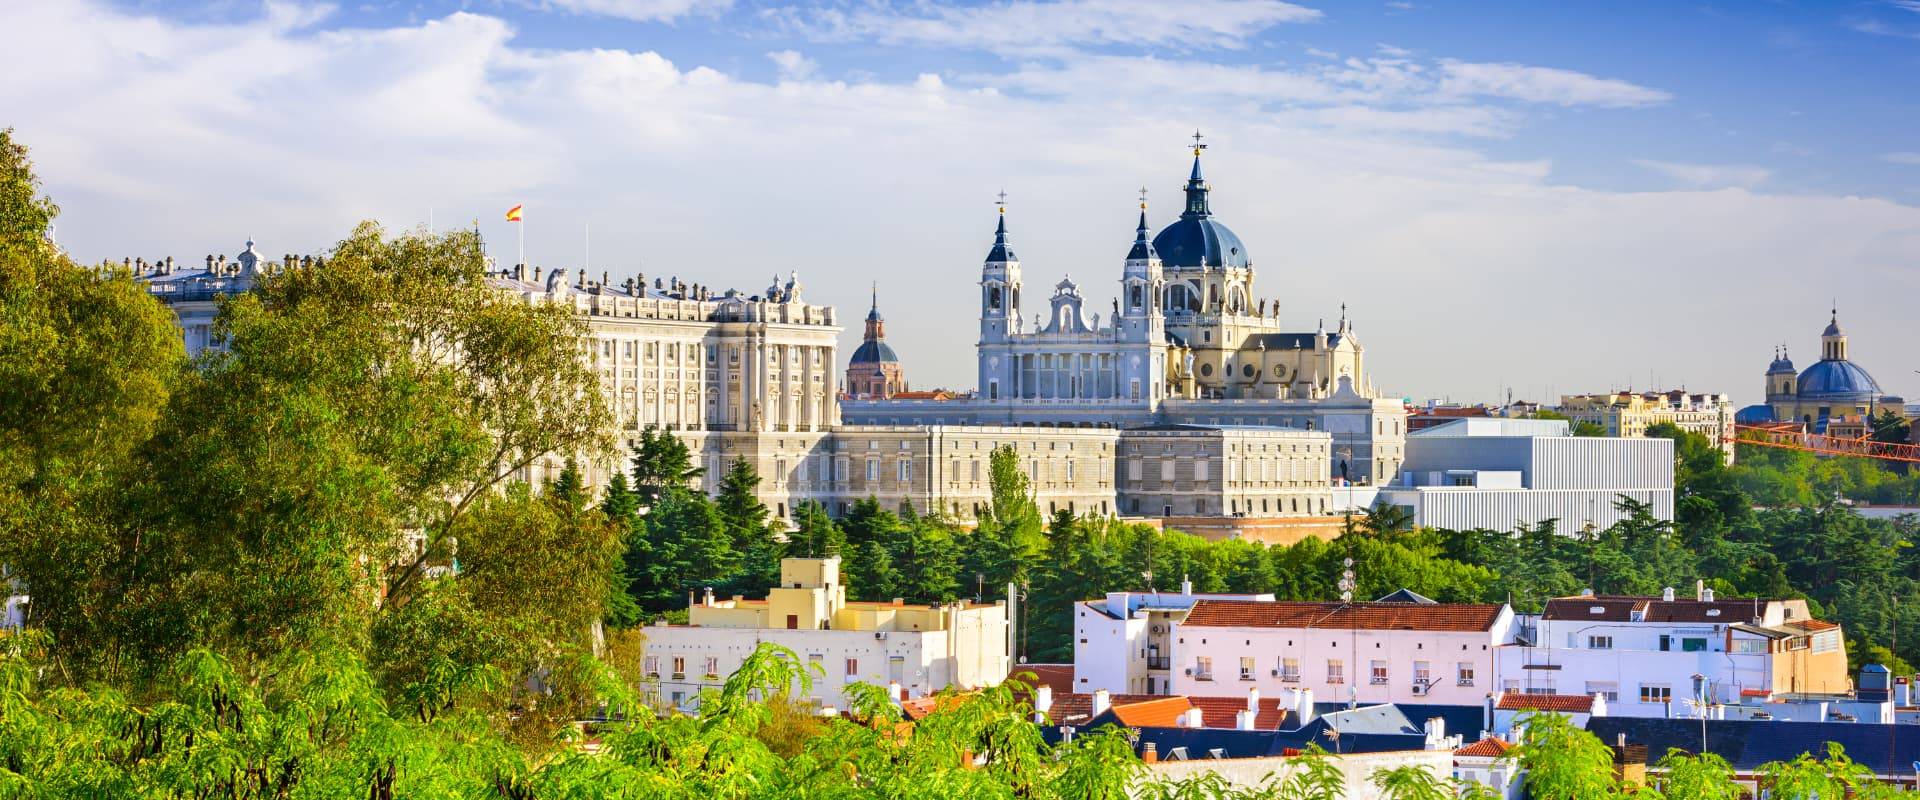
[1696,580,1706,602]
[887,682,903,703]
[1662,586,1676,602]
[1702,588,1715,602]
[1092,689,1111,715]
[1142,742,1159,763]
[1181,575,1193,595]
[1296,689,1315,725]
[1034,686,1054,715]
[1236,709,1257,731]
[1179,708,1204,728]
[1247,686,1261,713]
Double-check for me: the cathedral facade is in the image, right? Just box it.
[844,143,1407,486]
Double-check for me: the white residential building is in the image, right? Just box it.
[639,557,1010,712]
[1167,598,1518,707]
[1501,586,1851,718]
[1371,418,1674,533]
[1072,582,1277,695]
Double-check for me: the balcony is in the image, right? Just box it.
[1370,677,1389,685]
[1146,657,1171,670]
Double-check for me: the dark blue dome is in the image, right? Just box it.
[1797,359,1881,399]
[1735,404,1777,424]
[1152,216,1249,269]
[1150,152,1250,269]
[850,340,899,364]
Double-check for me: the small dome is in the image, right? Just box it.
[1735,404,1778,424]
[1797,359,1882,399]
[850,340,899,364]
[1767,348,1795,375]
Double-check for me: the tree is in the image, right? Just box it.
[1513,712,1621,799]
[787,500,844,558]
[967,445,1045,593]
[1653,750,1741,800]
[629,424,701,507]
[1571,421,1608,437]
[1360,499,1414,539]
[715,458,781,595]
[1369,763,1453,800]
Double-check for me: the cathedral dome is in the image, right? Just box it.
[1797,359,1881,400]
[1150,147,1251,269]
[849,340,899,364]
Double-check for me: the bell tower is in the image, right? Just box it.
[979,196,1022,343]
[1118,188,1163,344]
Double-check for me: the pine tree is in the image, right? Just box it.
[847,539,900,602]
[630,425,701,507]
[787,500,845,558]
[714,458,781,596]
[636,487,736,610]
[896,517,961,602]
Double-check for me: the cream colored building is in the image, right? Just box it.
[640,557,1011,711]
[1117,425,1333,517]
[1558,390,1737,462]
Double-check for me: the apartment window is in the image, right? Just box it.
[1587,635,1614,650]
[1327,659,1345,685]
[1456,662,1475,686]
[1370,660,1389,685]
[845,658,859,683]
[703,656,719,678]
[1240,657,1256,681]
[671,656,686,676]
[1681,637,1708,653]
[644,656,659,675]
[1413,661,1431,687]
[1585,681,1620,702]
[1639,685,1672,704]
[1280,658,1300,683]
[1193,656,1213,681]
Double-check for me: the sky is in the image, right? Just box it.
[5,0,1920,407]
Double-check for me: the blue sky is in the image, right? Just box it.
[7,0,1920,403]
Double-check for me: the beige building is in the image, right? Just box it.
[1118,425,1333,517]
[1558,390,1736,462]
[640,557,1010,710]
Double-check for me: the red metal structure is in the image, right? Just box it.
[1729,423,1920,465]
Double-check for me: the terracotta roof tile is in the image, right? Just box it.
[1016,664,1076,695]
[1455,738,1513,758]
[1185,696,1289,730]
[1496,694,1595,713]
[900,694,972,720]
[1109,697,1195,728]
[1183,600,1504,632]
[1040,693,1162,725]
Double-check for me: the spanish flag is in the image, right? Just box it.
[505,205,524,222]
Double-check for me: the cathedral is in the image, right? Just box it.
[1737,309,1905,433]
[843,138,1407,486]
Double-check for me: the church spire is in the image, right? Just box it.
[1127,187,1157,261]
[985,191,1017,263]
[1183,129,1211,219]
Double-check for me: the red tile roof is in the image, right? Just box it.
[1016,664,1076,695]
[1186,696,1289,730]
[1039,692,1162,725]
[1779,619,1839,633]
[1109,697,1195,728]
[900,694,972,720]
[1455,738,1513,758]
[1496,694,1596,713]
[1182,600,1504,632]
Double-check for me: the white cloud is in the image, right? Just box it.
[541,0,732,23]
[4,0,1916,405]
[1376,43,1413,57]
[1632,159,1772,189]
[777,0,1321,53]
[1885,152,1920,165]
[1438,60,1671,107]
[767,49,817,80]
[1848,19,1920,41]
[1889,0,1920,13]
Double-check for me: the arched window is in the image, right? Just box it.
[1130,285,1143,309]
[988,287,1002,309]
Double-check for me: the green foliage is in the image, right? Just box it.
[1514,712,1622,800]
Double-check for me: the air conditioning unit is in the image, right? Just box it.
[1184,668,1194,676]
[874,632,888,640]
[1150,625,1165,634]
[1271,669,1281,677]
[1412,684,1430,696]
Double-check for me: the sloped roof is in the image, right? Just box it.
[1183,599,1504,632]
[1496,694,1596,713]
[1110,697,1196,728]
[1455,737,1513,758]
[1016,664,1075,695]
[1587,717,1920,773]
[1185,696,1290,730]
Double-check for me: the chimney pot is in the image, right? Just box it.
[1034,686,1053,714]
[1092,689,1111,715]
[1142,742,1159,763]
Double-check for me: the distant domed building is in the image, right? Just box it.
[845,286,907,399]
[1737,309,1904,432]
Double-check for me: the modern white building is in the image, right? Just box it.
[1072,583,1277,695]
[1501,586,1851,719]
[639,557,1010,712]
[1370,418,1674,533]
[1167,598,1518,707]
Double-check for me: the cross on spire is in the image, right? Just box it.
[996,189,1009,213]
[1138,185,1150,209]
[1191,129,1207,155]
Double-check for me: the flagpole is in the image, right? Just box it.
[585,222,591,272]
[518,212,526,268]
